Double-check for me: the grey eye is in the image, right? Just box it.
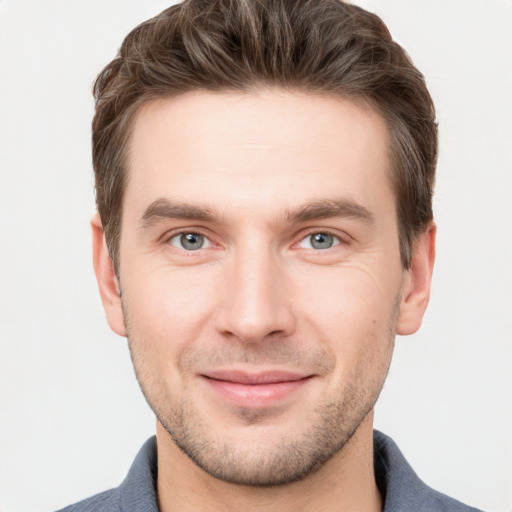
[299,232,339,250]
[310,233,334,249]
[169,232,210,250]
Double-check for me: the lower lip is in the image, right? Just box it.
[202,376,312,408]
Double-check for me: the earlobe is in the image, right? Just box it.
[396,223,436,336]
[91,214,127,337]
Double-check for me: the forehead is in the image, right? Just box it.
[125,90,393,221]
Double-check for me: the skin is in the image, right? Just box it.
[93,90,435,512]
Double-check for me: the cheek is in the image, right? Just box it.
[292,264,399,365]
[121,264,221,366]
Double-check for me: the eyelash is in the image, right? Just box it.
[164,229,347,252]
[295,231,343,251]
[166,230,215,252]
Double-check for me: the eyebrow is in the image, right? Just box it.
[140,198,218,227]
[139,197,374,228]
[286,199,374,224]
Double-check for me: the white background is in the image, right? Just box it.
[0,1,511,511]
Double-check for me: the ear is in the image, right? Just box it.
[396,223,436,335]
[91,213,127,337]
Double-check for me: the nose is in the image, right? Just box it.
[214,245,296,344]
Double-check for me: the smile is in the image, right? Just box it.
[200,370,314,408]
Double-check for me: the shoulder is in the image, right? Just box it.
[54,437,158,512]
[374,431,484,512]
[55,487,119,512]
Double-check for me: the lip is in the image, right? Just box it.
[200,370,314,408]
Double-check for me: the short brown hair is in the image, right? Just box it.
[92,0,437,270]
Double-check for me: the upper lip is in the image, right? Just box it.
[201,370,312,385]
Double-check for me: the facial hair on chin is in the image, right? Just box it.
[123,295,399,487]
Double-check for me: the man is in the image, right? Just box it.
[59,0,482,510]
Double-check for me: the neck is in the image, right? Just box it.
[156,414,382,512]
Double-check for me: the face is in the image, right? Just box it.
[94,90,433,486]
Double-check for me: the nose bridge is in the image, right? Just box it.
[215,238,294,343]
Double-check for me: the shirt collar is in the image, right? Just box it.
[117,431,479,511]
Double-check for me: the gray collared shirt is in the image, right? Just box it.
[57,431,483,511]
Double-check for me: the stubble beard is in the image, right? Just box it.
[156,382,377,487]
[124,302,398,487]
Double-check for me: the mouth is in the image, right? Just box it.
[200,370,314,408]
